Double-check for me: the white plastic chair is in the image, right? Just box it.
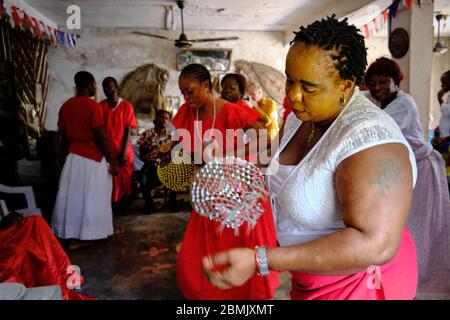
[0,184,42,219]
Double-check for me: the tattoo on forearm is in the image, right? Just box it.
[368,159,400,196]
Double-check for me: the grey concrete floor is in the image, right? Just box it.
[67,196,291,300]
[66,196,449,300]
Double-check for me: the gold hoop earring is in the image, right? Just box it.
[340,95,345,107]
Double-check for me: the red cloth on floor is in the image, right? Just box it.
[290,228,418,300]
[100,98,138,202]
[0,215,93,300]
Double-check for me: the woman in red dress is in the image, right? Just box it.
[172,64,278,300]
[220,73,255,114]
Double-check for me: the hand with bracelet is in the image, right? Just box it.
[202,246,269,289]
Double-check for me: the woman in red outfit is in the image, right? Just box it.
[220,73,255,113]
[202,16,418,300]
[172,64,278,300]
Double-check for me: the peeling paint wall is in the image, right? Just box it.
[46,28,447,133]
[44,28,289,131]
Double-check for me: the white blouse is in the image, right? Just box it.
[266,89,417,246]
[439,94,450,138]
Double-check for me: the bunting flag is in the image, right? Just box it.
[389,0,401,18]
[382,9,389,23]
[0,0,5,18]
[406,0,413,10]
[47,25,54,44]
[11,5,20,28]
[361,0,413,39]
[364,24,370,38]
[31,17,42,38]
[22,11,32,32]
[55,29,65,45]
[3,2,78,47]
[373,17,380,33]
[66,33,77,47]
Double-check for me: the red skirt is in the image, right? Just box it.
[176,198,279,300]
[111,148,134,202]
[0,216,93,300]
[290,228,418,300]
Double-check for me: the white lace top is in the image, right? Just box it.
[266,89,417,246]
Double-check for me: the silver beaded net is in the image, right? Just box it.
[191,157,268,234]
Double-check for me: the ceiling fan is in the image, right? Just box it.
[132,0,239,49]
[433,13,448,55]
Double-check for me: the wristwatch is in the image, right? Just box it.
[255,246,270,277]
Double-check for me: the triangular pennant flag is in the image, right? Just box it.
[60,31,65,45]
[406,0,412,10]
[31,17,42,38]
[0,0,5,18]
[382,9,388,23]
[389,0,401,18]
[364,24,370,38]
[54,29,60,44]
[22,11,33,32]
[373,17,379,33]
[11,5,21,28]
[39,21,49,41]
[380,14,385,32]
[47,25,54,44]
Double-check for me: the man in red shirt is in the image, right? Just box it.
[52,71,118,250]
[99,77,138,214]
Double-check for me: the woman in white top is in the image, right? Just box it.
[365,57,450,296]
[202,16,418,300]
[433,71,450,154]
[438,71,450,138]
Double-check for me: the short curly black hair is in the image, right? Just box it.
[290,15,367,85]
[364,57,404,86]
[221,73,247,96]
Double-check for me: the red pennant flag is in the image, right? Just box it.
[31,17,42,38]
[373,17,379,33]
[11,6,21,28]
[22,11,33,31]
[406,0,412,10]
[364,24,370,38]
[47,25,54,44]
[382,9,388,23]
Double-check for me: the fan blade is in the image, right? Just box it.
[131,31,176,41]
[189,36,240,43]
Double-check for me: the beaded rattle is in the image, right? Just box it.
[191,157,268,234]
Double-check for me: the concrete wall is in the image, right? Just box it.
[44,28,289,131]
[44,26,450,133]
